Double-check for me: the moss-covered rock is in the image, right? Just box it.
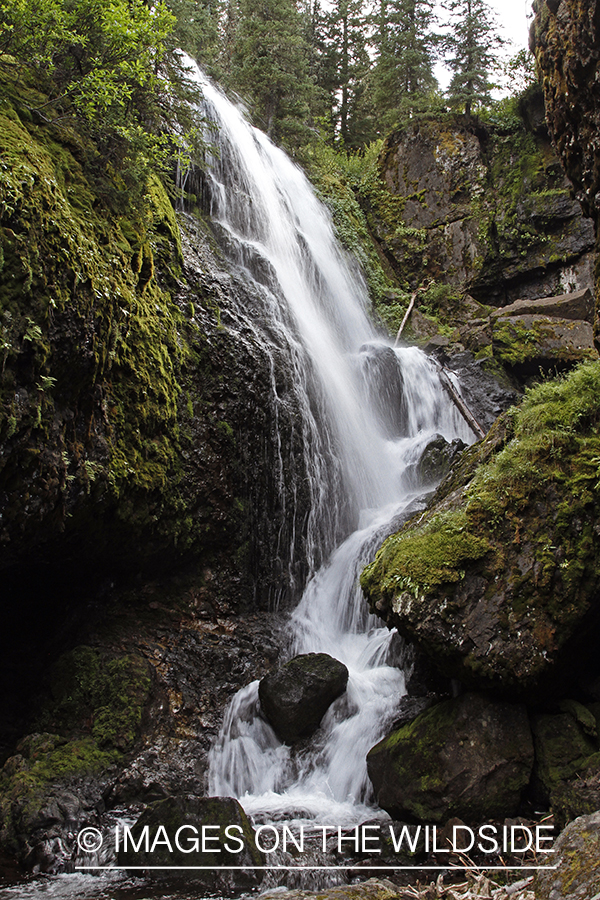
[531,710,599,797]
[361,113,594,329]
[361,361,600,697]
[366,692,534,823]
[118,794,262,890]
[535,810,600,899]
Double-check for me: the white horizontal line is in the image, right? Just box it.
[75,865,558,871]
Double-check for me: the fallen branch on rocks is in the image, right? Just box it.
[399,872,534,900]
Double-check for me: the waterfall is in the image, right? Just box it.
[182,61,474,826]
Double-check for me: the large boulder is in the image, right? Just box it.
[361,361,600,699]
[366,693,534,823]
[535,810,600,900]
[258,653,349,743]
[117,795,262,890]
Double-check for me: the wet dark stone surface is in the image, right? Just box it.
[259,653,349,743]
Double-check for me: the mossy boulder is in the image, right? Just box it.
[531,708,599,797]
[258,653,349,743]
[550,766,600,830]
[361,361,600,698]
[535,810,600,899]
[366,692,534,823]
[530,703,600,825]
[118,794,262,890]
[0,732,116,864]
[0,647,151,863]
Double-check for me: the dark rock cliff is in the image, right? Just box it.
[0,75,315,863]
[533,0,600,346]
[358,106,599,386]
[368,113,594,308]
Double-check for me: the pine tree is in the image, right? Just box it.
[166,0,223,65]
[317,0,374,149]
[227,0,316,147]
[372,0,439,127]
[443,0,504,116]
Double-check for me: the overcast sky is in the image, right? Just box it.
[434,0,534,91]
[488,0,533,53]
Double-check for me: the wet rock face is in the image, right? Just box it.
[535,810,600,900]
[258,653,349,743]
[117,795,262,891]
[366,116,595,307]
[366,693,534,823]
[415,435,467,485]
[357,343,408,437]
[361,362,600,699]
[534,0,600,347]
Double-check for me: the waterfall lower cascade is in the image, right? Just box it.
[184,62,475,837]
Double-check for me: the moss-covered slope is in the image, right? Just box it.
[361,360,600,697]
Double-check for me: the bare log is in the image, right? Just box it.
[394,291,417,346]
[431,358,486,439]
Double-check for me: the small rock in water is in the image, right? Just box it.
[259,652,349,743]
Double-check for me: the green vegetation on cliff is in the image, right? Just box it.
[361,360,600,692]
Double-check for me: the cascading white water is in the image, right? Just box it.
[184,62,475,826]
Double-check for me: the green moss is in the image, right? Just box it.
[0,77,214,559]
[362,361,600,688]
[42,645,151,751]
[360,508,492,602]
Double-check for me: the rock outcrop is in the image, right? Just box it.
[534,0,600,348]
[367,693,534,823]
[364,111,595,312]
[361,361,600,699]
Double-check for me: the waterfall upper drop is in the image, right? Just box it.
[181,59,475,823]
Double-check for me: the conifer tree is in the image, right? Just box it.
[443,0,504,116]
[318,0,373,149]
[372,0,439,127]
[227,0,316,147]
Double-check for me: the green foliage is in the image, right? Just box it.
[371,0,441,130]
[317,0,374,149]
[166,0,223,65]
[225,0,316,148]
[301,138,400,312]
[443,0,505,116]
[0,0,204,189]
[503,48,538,96]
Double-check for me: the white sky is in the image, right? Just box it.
[488,0,533,54]
[434,0,535,91]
